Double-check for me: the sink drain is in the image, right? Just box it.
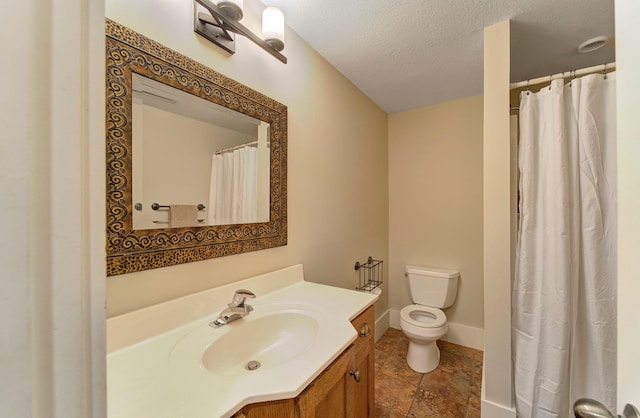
[246,360,261,371]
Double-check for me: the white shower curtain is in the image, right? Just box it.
[512,73,617,417]
[208,147,258,225]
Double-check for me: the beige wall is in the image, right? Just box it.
[388,95,484,329]
[105,0,389,318]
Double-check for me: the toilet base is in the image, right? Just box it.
[406,340,441,373]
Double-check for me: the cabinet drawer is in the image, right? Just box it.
[350,305,374,353]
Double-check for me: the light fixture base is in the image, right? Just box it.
[265,38,284,52]
[217,1,243,21]
[195,11,236,55]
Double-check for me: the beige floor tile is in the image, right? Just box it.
[379,349,424,387]
[375,372,417,416]
[374,328,483,418]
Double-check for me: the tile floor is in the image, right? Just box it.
[374,328,482,418]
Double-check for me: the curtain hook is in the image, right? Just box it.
[569,69,575,86]
[603,63,607,79]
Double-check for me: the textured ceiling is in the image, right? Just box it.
[261,0,615,114]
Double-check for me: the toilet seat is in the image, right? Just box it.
[400,305,446,328]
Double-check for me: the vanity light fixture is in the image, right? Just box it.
[194,0,287,63]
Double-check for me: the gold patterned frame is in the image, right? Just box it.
[105,20,287,276]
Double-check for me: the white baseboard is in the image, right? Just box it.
[443,321,484,351]
[481,363,516,418]
[389,309,484,351]
[374,309,390,342]
[481,398,517,418]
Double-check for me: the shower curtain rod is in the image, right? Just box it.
[510,62,616,90]
[215,140,258,155]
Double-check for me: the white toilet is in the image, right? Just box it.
[400,265,459,373]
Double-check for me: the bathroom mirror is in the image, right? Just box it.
[106,19,287,276]
[131,73,271,230]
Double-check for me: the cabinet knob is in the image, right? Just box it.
[359,322,371,337]
[350,369,361,383]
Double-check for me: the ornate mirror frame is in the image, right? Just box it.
[106,20,287,276]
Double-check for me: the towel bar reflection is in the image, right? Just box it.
[151,203,206,211]
[149,203,207,224]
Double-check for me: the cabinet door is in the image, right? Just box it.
[349,305,375,418]
[295,348,355,418]
[350,340,374,418]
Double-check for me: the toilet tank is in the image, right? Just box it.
[405,265,459,308]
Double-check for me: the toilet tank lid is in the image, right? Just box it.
[405,265,459,278]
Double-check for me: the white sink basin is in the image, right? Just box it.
[202,311,319,376]
[168,303,327,380]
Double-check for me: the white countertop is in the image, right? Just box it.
[107,265,378,418]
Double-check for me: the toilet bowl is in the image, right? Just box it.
[400,265,459,373]
[400,305,448,373]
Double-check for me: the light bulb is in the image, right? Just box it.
[262,7,285,52]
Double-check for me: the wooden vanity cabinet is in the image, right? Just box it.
[232,305,375,418]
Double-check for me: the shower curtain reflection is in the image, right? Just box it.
[512,73,617,417]
[208,146,258,225]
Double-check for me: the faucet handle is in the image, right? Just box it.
[231,289,256,307]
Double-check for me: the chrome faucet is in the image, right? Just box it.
[209,289,256,328]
